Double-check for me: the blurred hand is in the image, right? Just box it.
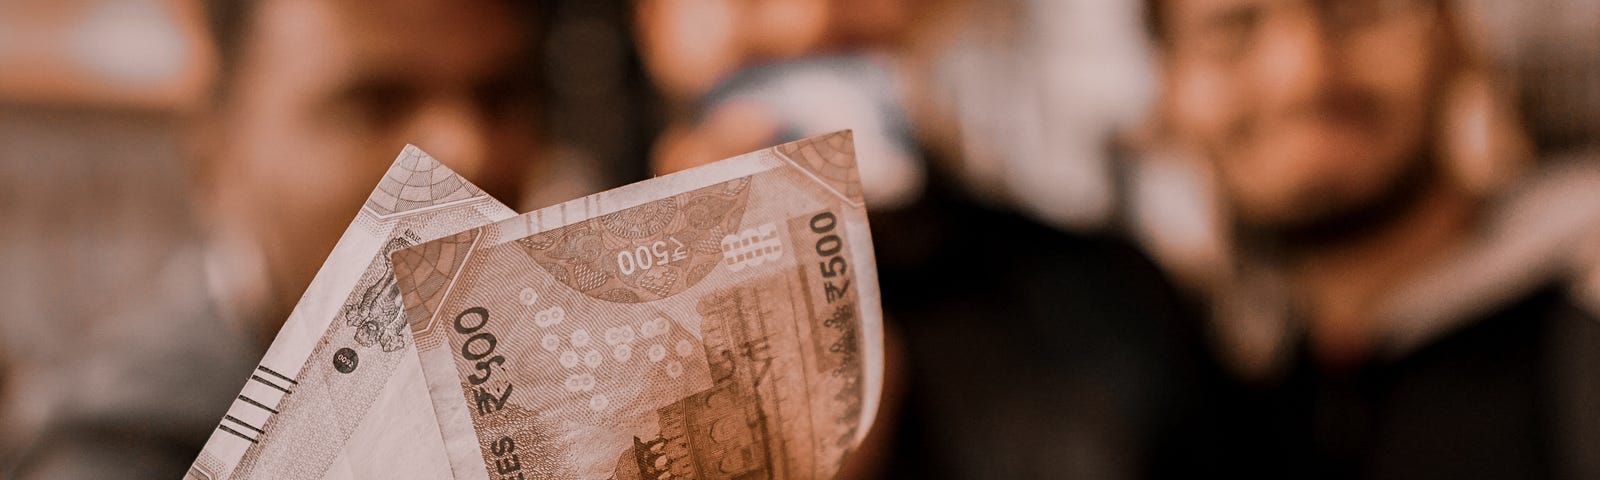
[650,98,779,175]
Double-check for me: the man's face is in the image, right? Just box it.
[209,0,540,312]
[1161,0,1447,229]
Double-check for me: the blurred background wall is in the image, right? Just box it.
[0,0,209,411]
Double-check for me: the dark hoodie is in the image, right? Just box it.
[1154,157,1600,480]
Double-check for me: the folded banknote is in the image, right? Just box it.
[188,131,882,480]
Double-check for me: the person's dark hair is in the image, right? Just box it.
[1143,0,1169,48]
[202,0,547,104]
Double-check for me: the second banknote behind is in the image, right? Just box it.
[393,130,884,480]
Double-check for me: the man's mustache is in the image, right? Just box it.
[1231,87,1385,143]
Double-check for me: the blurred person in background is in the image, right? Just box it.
[2,0,550,478]
[1138,0,1600,477]
[871,2,1206,479]
[635,1,1204,478]
[194,0,546,343]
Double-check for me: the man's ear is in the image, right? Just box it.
[1430,7,1532,199]
[1436,72,1532,198]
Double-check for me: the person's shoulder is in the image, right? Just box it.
[1571,248,1600,322]
[1519,153,1600,322]
[881,181,1146,265]
[958,194,1171,288]
[874,179,1182,313]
